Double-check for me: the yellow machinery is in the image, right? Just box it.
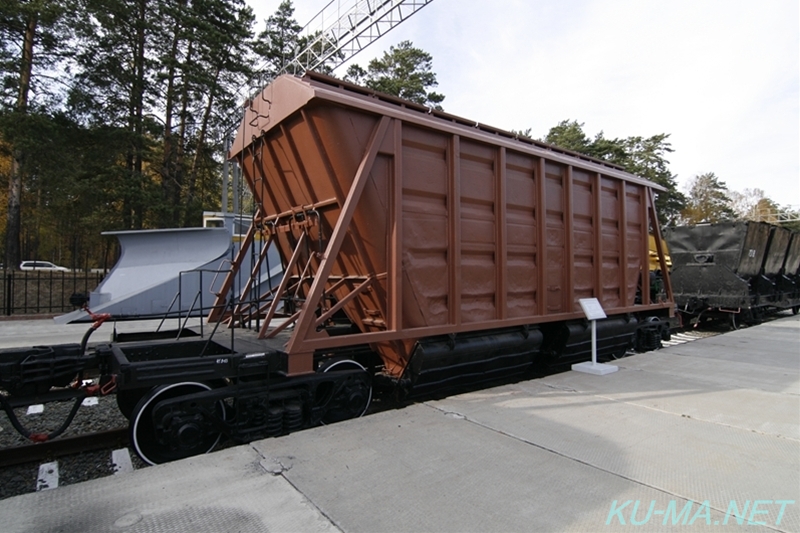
[649,234,672,272]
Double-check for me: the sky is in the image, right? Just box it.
[248,0,800,206]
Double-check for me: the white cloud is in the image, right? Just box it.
[249,0,799,205]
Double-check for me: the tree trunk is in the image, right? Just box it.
[132,0,147,229]
[160,0,186,227]
[123,0,148,229]
[174,37,194,226]
[4,11,37,270]
[184,64,221,227]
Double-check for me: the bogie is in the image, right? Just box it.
[318,359,372,424]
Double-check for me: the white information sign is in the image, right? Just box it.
[579,298,607,321]
[572,297,618,375]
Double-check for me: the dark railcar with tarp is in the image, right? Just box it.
[663,221,800,327]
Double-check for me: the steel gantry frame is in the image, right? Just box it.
[284,0,435,75]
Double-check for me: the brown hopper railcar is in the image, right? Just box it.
[214,72,673,391]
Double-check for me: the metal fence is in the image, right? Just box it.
[0,271,105,316]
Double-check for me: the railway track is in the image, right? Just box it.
[0,394,142,499]
[662,328,721,347]
[0,431,141,498]
[0,428,128,468]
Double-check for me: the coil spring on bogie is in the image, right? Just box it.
[283,402,303,432]
[265,406,284,437]
[635,327,661,352]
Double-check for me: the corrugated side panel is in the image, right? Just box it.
[543,162,567,314]
[571,168,596,305]
[459,138,499,322]
[401,127,449,327]
[785,233,800,276]
[737,222,771,277]
[624,178,647,306]
[763,226,792,275]
[397,123,648,328]
[505,151,538,318]
[600,177,626,307]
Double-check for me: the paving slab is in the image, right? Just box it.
[609,349,799,394]
[0,445,340,533]
[430,380,797,529]
[253,404,733,532]
[664,320,800,369]
[534,351,799,439]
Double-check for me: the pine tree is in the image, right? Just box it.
[150,0,255,227]
[181,0,254,226]
[253,0,302,79]
[70,0,161,230]
[0,0,73,268]
[681,172,735,224]
[345,40,445,110]
[542,121,685,225]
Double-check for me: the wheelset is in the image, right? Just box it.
[130,382,225,465]
[318,359,372,425]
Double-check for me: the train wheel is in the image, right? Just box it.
[319,359,372,425]
[609,347,628,360]
[130,382,224,465]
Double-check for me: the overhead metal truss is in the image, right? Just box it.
[749,206,800,224]
[284,0,435,75]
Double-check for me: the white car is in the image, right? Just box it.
[19,261,70,272]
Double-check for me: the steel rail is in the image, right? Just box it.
[0,428,128,468]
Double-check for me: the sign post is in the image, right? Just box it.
[571,298,619,375]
